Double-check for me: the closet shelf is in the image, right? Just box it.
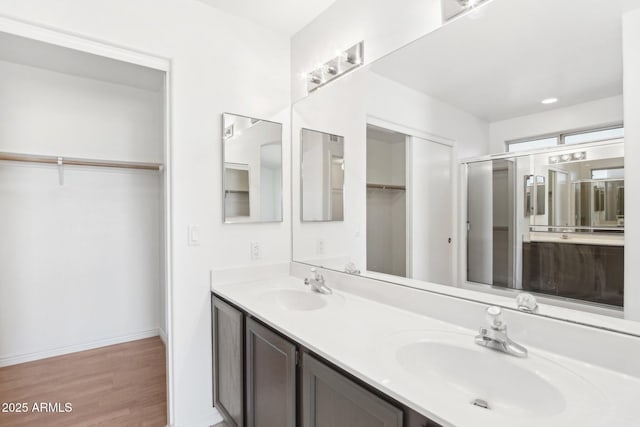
[366,183,406,191]
[0,151,163,171]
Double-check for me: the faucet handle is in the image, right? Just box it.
[485,306,505,330]
[516,293,538,313]
[310,267,323,281]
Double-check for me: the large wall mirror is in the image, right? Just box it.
[292,0,638,329]
[222,113,283,223]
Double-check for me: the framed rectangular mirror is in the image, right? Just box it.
[222,113,283,223]
[300,128,345,222]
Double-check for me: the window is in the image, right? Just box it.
[506,125,624,153]
[591,167,624,180]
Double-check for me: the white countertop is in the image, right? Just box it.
[211,275,640,427]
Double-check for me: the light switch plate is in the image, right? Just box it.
[188,225,200,246]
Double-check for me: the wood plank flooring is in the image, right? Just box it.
[0,337,167,427]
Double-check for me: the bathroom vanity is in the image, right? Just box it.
[211,266,640,427]
[211,292,432,427]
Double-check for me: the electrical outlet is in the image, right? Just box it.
[316,239,325,255]
[250,241,261,260]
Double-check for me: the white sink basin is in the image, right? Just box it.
[261,289,342,311]
[380,330,607,426]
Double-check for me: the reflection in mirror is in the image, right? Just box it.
[524,175,534,217]
[291,0,635,325]
[366,126,407,277]
[224,163,250,218]
[468,160,515,287]
[366,125,453,283]
[536,176,545,215]
[466,142,625,307]
[300,128,344,222]
[222,113,283,223]
[524,175,546,216]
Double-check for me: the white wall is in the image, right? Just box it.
[0,59,163,162]
[623,7,640,321]
[290,0,442,101]
[0,2,290,426]
[489,95,624,153]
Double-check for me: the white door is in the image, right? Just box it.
[407,136,453,285]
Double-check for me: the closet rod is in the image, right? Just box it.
[0,152,162,171]
[366,183,406,191]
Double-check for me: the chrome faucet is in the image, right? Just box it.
[304,268,333,294]
[475,306,528,358]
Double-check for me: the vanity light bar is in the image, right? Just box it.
[549,151,586,164]
[307,41,364,93]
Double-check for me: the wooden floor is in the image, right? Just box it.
[0,337,167,427]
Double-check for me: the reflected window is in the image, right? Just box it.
[564,127,624,145]
[506,126,624,153]
[507,137,558,153]
[591,167,624,180]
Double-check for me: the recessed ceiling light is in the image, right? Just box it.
[541,97,559,105]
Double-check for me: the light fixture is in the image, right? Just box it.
[541,97,559,105]
[548,151,586,164]
[445,0,489,21]
[306,41,364,93]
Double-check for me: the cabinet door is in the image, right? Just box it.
[212,295,244,427]
[245,318,296,427]
[301,353,403,427]
[405,409,442,427]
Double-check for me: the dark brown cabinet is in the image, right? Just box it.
[211,295,244,427]
[211,292,440,427]
[245,318,297,427]
[522,241,623,306]
[301,353,403,427]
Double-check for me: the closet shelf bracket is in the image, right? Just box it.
[57,157,64,186]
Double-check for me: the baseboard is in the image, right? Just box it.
[158,327,168,345]
[165,407,223,427]
[0,328,161,367]
[207,407,224,427]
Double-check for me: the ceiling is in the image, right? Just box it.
[371,0,627,123]
[198,0,338,36]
